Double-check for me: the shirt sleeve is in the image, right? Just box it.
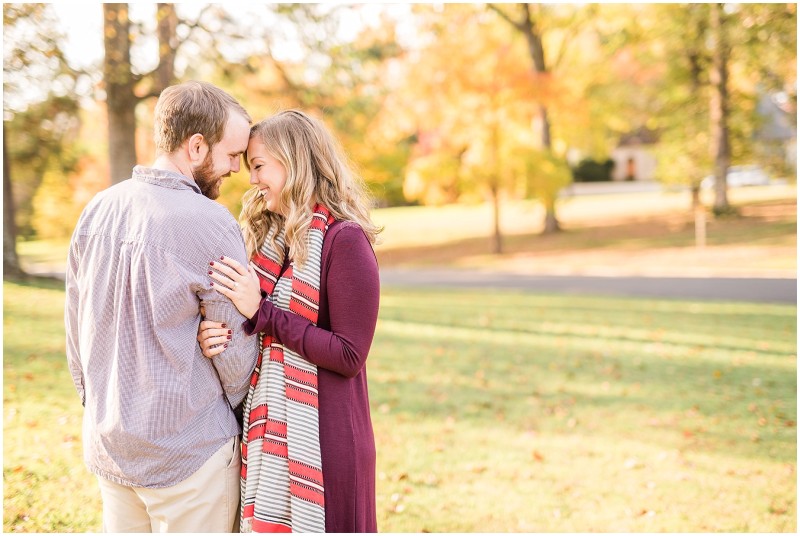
[198,224,259,408]
[243,224,380,378]
[64,232,86,406]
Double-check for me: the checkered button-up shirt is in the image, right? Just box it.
[65,166,258,488]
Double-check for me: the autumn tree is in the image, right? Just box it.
[388,4,559,252]
[3,3,84,275]
[103,3,183,183]
[207,4,409,211]
[602,4,796,214]
[487,3,595,233]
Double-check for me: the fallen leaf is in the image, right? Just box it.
[624,458,644,470]
[567,418,578,428]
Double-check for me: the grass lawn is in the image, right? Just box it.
[3,279,796,532]
[374,188,797,277]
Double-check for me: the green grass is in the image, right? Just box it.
[3,277,102,532]
[3,280,796,532]
[371,289,796,532]
[371,185,797,251]
[374,195,796,273]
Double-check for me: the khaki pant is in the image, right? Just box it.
[96,436,241,533]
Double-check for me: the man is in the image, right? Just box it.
[65,81,257,532]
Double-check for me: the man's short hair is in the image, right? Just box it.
[153,81,251,154]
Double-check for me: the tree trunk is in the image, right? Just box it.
[687,6,707,213]
[518,4,560,233]
[490,119,503,254]
[709,3,730,213]
[3,125,24,278]
[3,122,24,278]
[690,184,702,211]
[155,3,178,91]
[103,3,138,184]
[543,196,560,234]
[537,103,552,150]
[490,182,502,254]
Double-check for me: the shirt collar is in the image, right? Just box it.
[132,165,202,195]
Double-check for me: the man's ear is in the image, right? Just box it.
[186,133,209,165]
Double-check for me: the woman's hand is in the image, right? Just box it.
[208,256,262,319]
[197,320,232,358]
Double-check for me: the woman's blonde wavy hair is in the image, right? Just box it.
[240,110,382,268]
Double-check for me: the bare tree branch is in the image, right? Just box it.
[487,3,525,32]
[551,11,581,70]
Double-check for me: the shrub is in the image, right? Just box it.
[571,158,615,182]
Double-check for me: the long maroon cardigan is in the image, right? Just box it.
[242,220,380,533]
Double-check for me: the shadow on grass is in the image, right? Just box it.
[371,318,797,464]
[377,314,793,359]
[3,274,65,291]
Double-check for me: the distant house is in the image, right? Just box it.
[754,91,796,172]
[609,91,796,183]
[610,127,659,181]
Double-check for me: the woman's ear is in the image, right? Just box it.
[186,133,209,165]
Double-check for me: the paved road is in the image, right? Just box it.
[380,268,797,304]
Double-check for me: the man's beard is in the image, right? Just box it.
[193,153,228,199]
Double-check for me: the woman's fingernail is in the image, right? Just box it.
[226,335,232,340]
[220,256,225,260]
[208,271,212,275]
[210,282,214,286]
[224,344,228,348]
[210,261,214,266]
[221,323,227,328]
[228,329,232,334]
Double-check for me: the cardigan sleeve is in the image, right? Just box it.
[242,223,380,378]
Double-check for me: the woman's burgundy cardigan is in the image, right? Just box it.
[242,221,380,533]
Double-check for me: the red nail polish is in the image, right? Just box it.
[224,344,228,348]
[226,335,232,340]
[210,261,214,266]
[221,323,227,328]
[210,282,214,286]
[227,329,232,334]
[208,271,212,275]
[220,256,225,260]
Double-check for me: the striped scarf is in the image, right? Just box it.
[239,204,334,533]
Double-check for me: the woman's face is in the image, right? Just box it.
[247,138,288,215]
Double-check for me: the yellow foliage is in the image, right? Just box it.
[31,168,85,240]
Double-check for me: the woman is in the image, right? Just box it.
[198,110,381,533]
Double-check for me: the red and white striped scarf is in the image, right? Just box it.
[240,204,334,533]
